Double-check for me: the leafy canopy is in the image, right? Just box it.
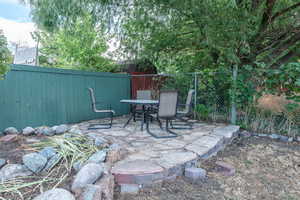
[0,30,11,79]
[35,14,116,72]
[27,0,300,96]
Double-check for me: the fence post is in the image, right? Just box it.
[230,65,238,124]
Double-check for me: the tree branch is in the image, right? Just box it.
[270,50,300,68]
[259,0,277,33]
[271,2,300,22]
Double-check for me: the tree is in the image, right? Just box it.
[0,30,11,79]
[34,14,116,72]
[27,0,300,96]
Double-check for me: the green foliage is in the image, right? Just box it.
[36,15,116,72]
[195,104,211,121]
[0,30,11,79]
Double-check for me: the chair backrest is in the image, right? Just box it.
[137,90,152,100]
[88,88,97,112]
[158,90,178,118]
[183,89,195,113]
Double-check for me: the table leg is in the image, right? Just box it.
[141,105,145,131]
[124,114,133,128]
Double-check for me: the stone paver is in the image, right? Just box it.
[78,117,239,188]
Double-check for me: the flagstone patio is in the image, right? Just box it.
[77,116,240,188]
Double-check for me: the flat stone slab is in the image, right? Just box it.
[155,151,198,169]
[112,160,163,175]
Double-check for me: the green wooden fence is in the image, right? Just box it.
[0,65,131,131]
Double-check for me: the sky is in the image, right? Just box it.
[0,0,36,49]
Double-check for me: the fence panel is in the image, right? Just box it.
[0,64,130,131]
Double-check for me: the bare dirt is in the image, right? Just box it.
[116,136,300,200]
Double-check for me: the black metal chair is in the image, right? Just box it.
[146,90,178,138]
[171,89,195,129]
[88,88,115,129]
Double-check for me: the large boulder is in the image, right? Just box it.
[71,163,104,193]
[22,127,35,136]
[0,164,32,182]
[23,153,47,173]
[33,188,75,200]
[4,127,19,135]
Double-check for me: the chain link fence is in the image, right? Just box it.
[131,71,233,124]
[131,71,299,137]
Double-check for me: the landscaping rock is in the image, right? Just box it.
[240,130,251,138]
[120,184,140,194]
[184,167,207,183]
[71,163,104,193]
[42,127,56,136]
[73,161,84,172]
[69,126,83,135]
[39,147,56,159]
[78,185,102,200]
[0,134,18,142]
[258,133,267,137]
[279,135,289,142]
[33,188,75,200]
[0,159,6,169]
[94,174,115,200]
[87,150,107,164]
[107,144,125,164]
[94,138,106,147]
[0,164,32,182]
[43,154,61,171]
[23,153,47,173]
[51,126,58,132]
[269,134,280,139]
[22,127,35,136]
[77,174,115,200]
[215,161,235,176]
[35,126,47,135]
[55,124,69,134]
[87,133,107,147]
[4,127,18,135]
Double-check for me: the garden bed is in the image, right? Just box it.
[116,136,300,200]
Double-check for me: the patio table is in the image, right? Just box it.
[120,99,158,131]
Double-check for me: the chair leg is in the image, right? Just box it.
[170,116,193,129]
[146,117,178,139]
[88,112,114,129]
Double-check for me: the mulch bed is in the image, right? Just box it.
[116,136,300,200]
